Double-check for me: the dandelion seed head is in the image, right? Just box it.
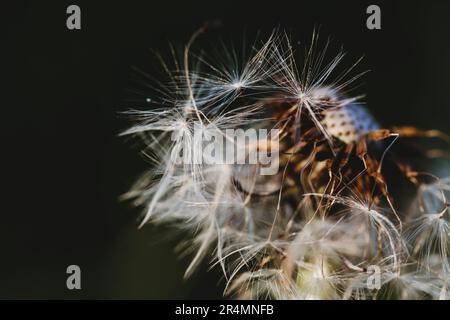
[121,27,450,300]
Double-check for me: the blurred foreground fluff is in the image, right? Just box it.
[121,28,450,299]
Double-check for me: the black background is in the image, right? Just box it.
[3,0,450,298]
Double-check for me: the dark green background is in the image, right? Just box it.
[3,0,450,298]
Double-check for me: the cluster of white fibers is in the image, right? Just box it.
[121,28,450,299]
